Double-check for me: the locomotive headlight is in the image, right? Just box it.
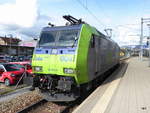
[34,66,42,72]
[64,68,75,74]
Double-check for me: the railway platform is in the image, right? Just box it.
[73,57,150,113]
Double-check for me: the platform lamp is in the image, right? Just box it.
[140,18,150,60]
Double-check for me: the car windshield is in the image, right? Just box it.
[38,29,79,47]
[14,64,25,69]
[4,64,21,71]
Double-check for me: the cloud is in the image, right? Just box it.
[0,0,68,40]
[112,24,141,46]
[0,0,41,40]
[13,14,51,40]
[0,0,147,46]
[0,0,38,27]
[111,17,142,46]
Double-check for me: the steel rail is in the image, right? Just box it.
[17,99,47,113]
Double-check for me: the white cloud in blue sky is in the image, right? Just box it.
[0,0,38,27]
[0,0,150,45]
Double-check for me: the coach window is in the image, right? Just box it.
[90,35,95,48]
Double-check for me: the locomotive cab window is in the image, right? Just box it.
[38,29,79,47]
[38,31,57,47]
[58,30,79,47]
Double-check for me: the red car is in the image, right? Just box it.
[10,61,33,76]
[0,63,25,86]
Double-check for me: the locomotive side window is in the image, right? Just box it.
[90,35,95,48]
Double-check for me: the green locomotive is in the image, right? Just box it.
[32,15,120,101]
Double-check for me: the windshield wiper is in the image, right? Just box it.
[72,37,78,48]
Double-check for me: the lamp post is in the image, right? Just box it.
[140,18,150,60]
[147,24,150,67]
[140,18,144,60]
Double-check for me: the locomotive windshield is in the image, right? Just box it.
[38,31,56,46]
[38,29,79,47]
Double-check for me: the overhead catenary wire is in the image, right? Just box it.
[75,0,106,28]
[85,0,87,9]
[93,0,111,19]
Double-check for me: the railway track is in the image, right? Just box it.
[16,97,81,113]
[15,76,115,113]
[120,56,130,61]
[0,86,30,102]
[61,104,75,113]
[17,99,47,113]
[15,60,126,113]
[16,90,89,113]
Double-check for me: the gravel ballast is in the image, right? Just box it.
[28,102,67,113]
[0,90,42,113]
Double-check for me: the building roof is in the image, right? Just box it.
[0,36,21,45]
[19,40,37,47]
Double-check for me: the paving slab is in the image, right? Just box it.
[105,57,150,113]
[73,57,150,113]
[73,60,128,113]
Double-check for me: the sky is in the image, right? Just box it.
[0,0,150,46]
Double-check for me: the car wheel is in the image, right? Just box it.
[4,79,10,86]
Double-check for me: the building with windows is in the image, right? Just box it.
[0,36,21,45]
[0,36,35,56]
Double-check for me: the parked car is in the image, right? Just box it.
[17,55,32,62]
[0,63,25,86]
[0,56,11,63]
[10,61,33,76]
[24,55,32,61]
[10,56,18,62]
[10,61,33,85]
[18,56,25,61]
